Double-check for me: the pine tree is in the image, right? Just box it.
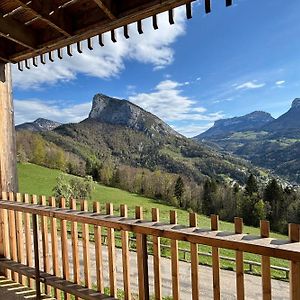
[174,176,185,207]
[245,174,258,196]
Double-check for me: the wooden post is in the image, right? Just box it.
[289,224,300,300]
[0,63,18,193]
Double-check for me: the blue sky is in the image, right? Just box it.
[13,0,300,137]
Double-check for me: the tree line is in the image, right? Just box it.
[17,131,300,234]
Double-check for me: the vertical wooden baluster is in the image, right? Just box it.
[0,192,10,278]
[70,199,79,300]
[152,208,162,300]
[211,215,221,300]
[120,204,131,300]
[8,192,18,281]
[235,217,244,300]
[170,210,179,300]
[24,194,34,287]
[81,200,91,289]
[16,193,26,284]
[39,195,51,294]
[260,220,271,300]
[289,223,300,300]
[135,206,149,300]
[61,198,71,300]
[49,197,61,300]
[106,203,117,297]
[189,212,199,300]
[93,202,104,293]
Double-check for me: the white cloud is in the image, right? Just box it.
[276,80,285,86]
[235,81,266,90]
[12,8,187,90]
[129,79,224,122]
[14,99,91,124]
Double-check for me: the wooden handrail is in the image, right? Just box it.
[0,193,299,300]
[0,199,299,261]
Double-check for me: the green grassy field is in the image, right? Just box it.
[18,163,290,279]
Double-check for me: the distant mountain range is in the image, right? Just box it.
[16,93,260,185]
[16,118,61,132]
[194,98,300,183]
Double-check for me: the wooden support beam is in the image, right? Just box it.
[92,0,116,20]
[17,0,73,37]
[0,14,37,49]
[0,64,18,193]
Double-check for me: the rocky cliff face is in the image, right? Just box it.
[87,93,181,137]
[263,98,300,133]
[196,111,274,139]
[16,118,61,132]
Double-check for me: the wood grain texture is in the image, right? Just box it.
[211,215,220,300]
[0,64,18,192]
[170,210,179,300]
[120,204,131,300]
[235,217,244,300]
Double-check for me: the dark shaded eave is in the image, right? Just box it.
[0,0,233,68]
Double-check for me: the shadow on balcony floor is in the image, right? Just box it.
[0,276,55,300]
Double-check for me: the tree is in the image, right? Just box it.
[245,174,258,196]
[53,175,93,204]
[263,179,285,231]
[32,135,46,165]
[174,176,185,207]
[202,179,217,215]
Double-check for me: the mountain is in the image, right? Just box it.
[263,98,300,137]
[30,93,260,185]
[197,111,274,139]
[16,118,61,132]
[194,99,300,183]
[89,94,181,137]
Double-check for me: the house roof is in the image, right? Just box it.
[0,0,232,69]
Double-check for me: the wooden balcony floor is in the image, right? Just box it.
[0,276,55,300]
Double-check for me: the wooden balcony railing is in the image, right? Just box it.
[0,192,299,299]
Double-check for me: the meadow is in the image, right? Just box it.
[18,163,290,279]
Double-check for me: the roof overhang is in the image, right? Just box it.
[0,0,232,69]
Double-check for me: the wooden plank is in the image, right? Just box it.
[120,204,131,300]
[8,192,18,282]
[0,258,117,300]
[93,202,104,294]
[15,193,26,285]
[0,64,18,192]
[106,203,117,297]
[289,224,300,300]
[0,192,9,278]
[189,212,199,300]
[0,13,37,49]
[235,217,244,300]
[40,195,51,294]
[260,220,271,300]
[152,208,162,300]
[24,194,34,288]
[60,198,71,300]
[170,210,179,300]
[49,196,62,300]
[92,0,116,20]
[135,206,149,300]
[211,215,220,300]
[70,199,79,300]
[17,0,72,37]
[81,200,91,289]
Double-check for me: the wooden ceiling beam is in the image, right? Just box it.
[17,0,73,37]
[0,13,37,49]
[92,0,116,20]
[10,0,197,62]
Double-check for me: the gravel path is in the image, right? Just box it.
[61,237,289,299]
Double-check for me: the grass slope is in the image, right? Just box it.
[18,163,289,279]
